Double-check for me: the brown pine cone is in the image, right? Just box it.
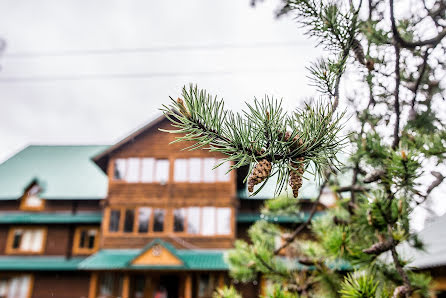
[289,157,305,198]
[248,159,272,192]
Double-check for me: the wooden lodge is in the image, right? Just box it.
[0,115,329,298]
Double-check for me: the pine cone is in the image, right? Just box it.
[351,38,366,65]
[248,159,272,192]
[289,157,305,198]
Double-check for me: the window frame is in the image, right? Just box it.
[104,206,234,237]
[173,206,233,237]
[0,274,33,298]
[112,157,171,184]
[6,226,47,255]
[72,226,100,255]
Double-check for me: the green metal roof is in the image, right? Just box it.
[0,256,85,271]
[0,145,109,200]
[236,212,325,224]
[79,239,229,271]
[0,212,102,224]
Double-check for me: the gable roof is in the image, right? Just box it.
[0,145,108,200]
[93,114,166,172]
[79,239,228,270]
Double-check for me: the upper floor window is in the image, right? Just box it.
[6,227,46,254]
[174,158,230,183]
[20,184,44,211]
[114,158,170,183]
[73,226,99,255]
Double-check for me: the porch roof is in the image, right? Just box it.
[0,212,102,224]
[79,239,229,271]
[0,256,85,271]
[236,211,325,223]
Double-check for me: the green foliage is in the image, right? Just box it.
[162,0,446,296]
[339,273,379,298]
[263,284,300,298]
[213,286,242,298]
[162,85,346,196]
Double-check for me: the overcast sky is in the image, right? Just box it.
[0,0,443,229]
[0,0,324,162]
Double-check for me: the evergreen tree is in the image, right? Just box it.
[162,0,446,297]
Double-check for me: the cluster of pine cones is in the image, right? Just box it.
[247,132,305,198]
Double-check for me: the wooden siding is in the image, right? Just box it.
[31,272,90,298]
[102,119,237,249]
[102,235,234,249]
[0,200,101,213]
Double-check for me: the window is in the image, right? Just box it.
[20,184,44,211]
[155,159,170,183]
[73,227,99,254]
[97,273,123,298]
[201,207,216,236]
[109,210,121,232]
[114,159,126,180]
[183,207,232,236]
[126,158,140,182]
[198,274,218,298]
[0,275,32,298]
[113,158,170,183]
[187,207,201,234]
[173,208,186,232]
[6,227,46,254]
[123,209,135,233]
[137,207,151,233]
[107,207,167,235]
[174,158,231,183]
[216,208,231,235]
[153,209,165,232]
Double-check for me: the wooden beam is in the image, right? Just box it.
[122,274,130,298]
[218,273,225,289]
[88,272,98,298]
[184,274,192,298]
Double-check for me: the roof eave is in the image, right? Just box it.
[92,114,166,172]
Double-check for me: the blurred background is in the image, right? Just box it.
[0,0,443,229]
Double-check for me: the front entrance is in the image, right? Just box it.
[93,272,225,298]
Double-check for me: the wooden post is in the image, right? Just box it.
[122,274,130,298]
[218,273,225,288]
[88,272,98,298]
[184,274,192,298]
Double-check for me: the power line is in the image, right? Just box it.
[0,69,301,83]
[1,41,305,58]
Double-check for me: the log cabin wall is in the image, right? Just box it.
[31,272,91,298]
[0,200,101,212]
[101,119,237,249]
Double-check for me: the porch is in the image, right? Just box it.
[89,271,227,298]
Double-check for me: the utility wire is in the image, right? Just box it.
[0,69,301,83]
[1,41,305,58]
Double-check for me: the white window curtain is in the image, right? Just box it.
[141,158,155,182]
[201,207,216,235]
[126,158,140,182]
[203,158,216,182]
[189,158,202,182]
[216,208,231,235]
[155,159,169,183]
[174,159,188,182]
